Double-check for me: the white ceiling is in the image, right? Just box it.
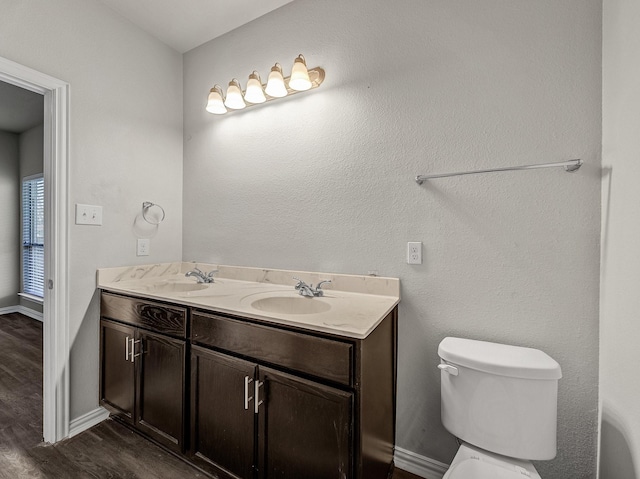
[97,0,295,53]
[0,0,293,133]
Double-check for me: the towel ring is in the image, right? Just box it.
[142,202,165,225]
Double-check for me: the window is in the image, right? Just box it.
[22,175,45,299]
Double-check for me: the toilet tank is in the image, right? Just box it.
[438,337,562,461]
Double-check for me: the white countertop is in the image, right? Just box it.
[97,262,400,339]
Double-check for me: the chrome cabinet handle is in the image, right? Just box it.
[244,376,254,410]
[254,380,264,414]
[132,339,143,360]
[124,336,137,361]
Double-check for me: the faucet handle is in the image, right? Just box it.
[293,277,305,289]
[314,280,332,296]
[207,269,219,278]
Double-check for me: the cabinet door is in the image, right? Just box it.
[257,366,353,479]
[136,329,186,452]
[100,319,136,423]
[191,346,257,479]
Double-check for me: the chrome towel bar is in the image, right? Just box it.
[415,159,582,185]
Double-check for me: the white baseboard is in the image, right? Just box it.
[395,446,449,479]
[0,305,43,322]
[68,407,110,439]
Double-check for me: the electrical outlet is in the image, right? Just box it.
[137,238,150,256]
[407,242,422,264]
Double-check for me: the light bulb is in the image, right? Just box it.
[224,79,246,110]
[288,54,312,91]
[244,71,266,104]
[206,85,227,114]
[265,63,288,98]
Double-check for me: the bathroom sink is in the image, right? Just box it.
[249,295,332,315]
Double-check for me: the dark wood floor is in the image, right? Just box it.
[0,313,424,479]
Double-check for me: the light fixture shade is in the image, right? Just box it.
[206,85,227,114]
[265,63,288,98]
[288,54,312,91]
[244,71,266,104]
[224,79,246,110]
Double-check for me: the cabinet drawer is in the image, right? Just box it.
[192,312,353,386]
[101,292,187,338]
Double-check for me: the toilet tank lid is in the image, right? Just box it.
[438,337,562,380]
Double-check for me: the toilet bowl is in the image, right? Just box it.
[443,443,541,479]
[438,337,562,479]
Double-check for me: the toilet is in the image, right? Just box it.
[438,337,562,479]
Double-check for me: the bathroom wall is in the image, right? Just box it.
[0,0,183,420]
[183,1,602,477]
[19,123,43,178]
[19,123,44,315]
[600,0,640,477]
[0,131,19,309]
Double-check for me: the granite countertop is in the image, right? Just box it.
[97,262,400,339]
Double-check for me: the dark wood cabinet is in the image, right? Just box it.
[100,293,187,453]
[190,309,395,479]
[190,346,256,479]
[189,345,354,479]
[136,329,186,451]
[100,319,135,423]
[257,366,353,479]
[100,291,397,479]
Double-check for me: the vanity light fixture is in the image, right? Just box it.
[224,79,246,110]
[288,54,312,91]
[206,85,227,114]
[205,54,325,115]
[265,63,288,98]
[244,71,267,104]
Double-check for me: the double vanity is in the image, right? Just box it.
[97,262,400,479]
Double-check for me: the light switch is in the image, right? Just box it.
[75,204,103,225]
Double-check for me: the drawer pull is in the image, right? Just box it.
[244,376,254,410]
[125,336,130,361]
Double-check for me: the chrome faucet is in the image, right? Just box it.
[293,277,332,297]
[185,267,218,283]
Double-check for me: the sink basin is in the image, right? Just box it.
[139,281,209,293]
[250,296,331,315]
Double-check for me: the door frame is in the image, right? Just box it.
[0,55,70,443]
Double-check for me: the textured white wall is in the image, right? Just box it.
[0,0,183,419]
[183,1,601,476]
[19,124,44,178]
[0,131,19,309]
[601,0,640,477]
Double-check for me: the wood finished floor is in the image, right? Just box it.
[0,313,423,479]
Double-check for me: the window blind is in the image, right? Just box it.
[22,175,45,298]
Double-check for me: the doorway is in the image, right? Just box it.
[0,55,70,443]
